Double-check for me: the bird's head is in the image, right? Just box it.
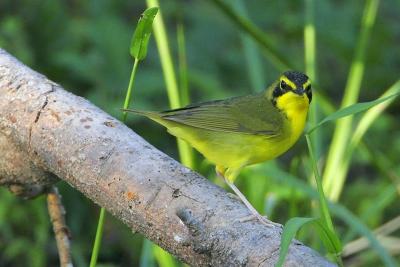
[268,71,312,112]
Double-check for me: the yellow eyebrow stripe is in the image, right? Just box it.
[303,80,311,88]
[280,76,296,89]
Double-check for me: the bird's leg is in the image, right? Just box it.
[216,167,280,228]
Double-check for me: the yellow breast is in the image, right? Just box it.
[276,91,310,145]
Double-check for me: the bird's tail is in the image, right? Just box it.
[123,108,188,143]
[122,108,159,117]
[122,108,165,124]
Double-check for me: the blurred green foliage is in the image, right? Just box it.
[0,0,399,266]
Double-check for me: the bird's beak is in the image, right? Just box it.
[294,88,305,96]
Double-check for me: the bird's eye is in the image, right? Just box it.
[280,80,288,91]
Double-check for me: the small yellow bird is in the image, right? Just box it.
[124,71,312,226]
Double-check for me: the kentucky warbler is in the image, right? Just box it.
[124,71,312,226]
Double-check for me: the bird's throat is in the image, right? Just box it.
[275,91,309,141]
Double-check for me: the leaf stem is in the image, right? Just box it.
[304,0,321,159]
[146,0,194,169]
[177,23,190,106]
[322,0,380,201]
[122,58,140,121]
[146,0,180,109]
[90,58,141,267]
[305,135,334,231]
[89,207,106,267]
[306,134,343,266]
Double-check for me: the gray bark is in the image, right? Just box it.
[0,49,335,267]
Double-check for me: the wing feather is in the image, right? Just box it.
[160,93,282,136]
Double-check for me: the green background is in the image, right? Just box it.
[0,0,399,266]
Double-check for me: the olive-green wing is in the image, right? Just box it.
[159,93,283,136]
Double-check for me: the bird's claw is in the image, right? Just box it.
[237,214,283,229]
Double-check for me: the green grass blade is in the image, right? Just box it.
[306,134,343,266]
[304,0,316,83]
[140,239,156,267]
[89,208,105,267]
[262,165,397,267]
[153,245,177,267]
[307,92,399,134]
[304,0,322,159]
[277,217,342,267]
[322,0,380,201]
[328,80,400,201]
[130,7,159,60]
[313,220,342,255]
[210,0,291,71]
[146,0,194,169]
[305,135,335,232]
[276,217,316,267]
[177,140,195,168]
[177,23,190,106]
[146,0,180,109]
[351,80,400,146]
[176,23,195,168]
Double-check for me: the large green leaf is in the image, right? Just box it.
[307,93,399,134]
[262,164,397,267]
[130,7,158,60]
[276,217,341,267]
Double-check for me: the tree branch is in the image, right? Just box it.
[47,186,73,267]
[0,49,335,266]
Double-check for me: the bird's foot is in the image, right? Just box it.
[238,214,283,229]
